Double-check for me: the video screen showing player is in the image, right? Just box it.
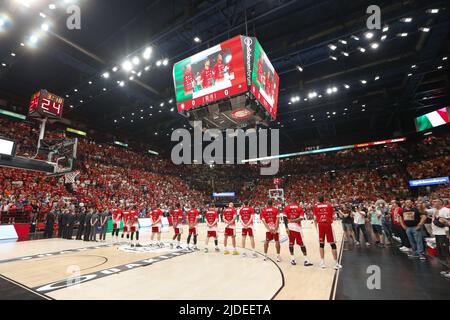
[251,40,279,119]
[174,35,247,112]
[185,49,233,93]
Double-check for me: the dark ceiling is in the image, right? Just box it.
[0,0,449,154]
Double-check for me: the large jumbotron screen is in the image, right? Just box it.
[173,35,247,112]
[250,39,279,119]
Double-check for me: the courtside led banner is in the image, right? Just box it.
[415,107,449,132]
[173,35,247,112]
[409,177,449,187]
[250,39,280,119]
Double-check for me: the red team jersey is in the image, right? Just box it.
[222,208,237,227]
[313,203,334,224]
[261,206,280,228]
[112,208,122,221]
[122,210,131,224]
[130,210,139,225]
[151,209,163,226]
[171,208,183,226]
[213,63,225,81]
[205,209,218,227]
[240,206,254,226]
[201,68,214,88]
[183,71,194,93]
[187,208,199,227]
[283,204,305,231]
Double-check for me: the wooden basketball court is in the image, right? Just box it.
[0,221,343,300]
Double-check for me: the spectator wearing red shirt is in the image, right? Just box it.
[390,200,411,252]
[313,196,342,270]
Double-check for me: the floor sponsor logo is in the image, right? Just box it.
[0,243,115,265]
[118,244,182,254]
[34,250,192,294]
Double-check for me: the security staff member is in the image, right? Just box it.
[83,207,93,241]
[44,210,56,238]
[76,207,86,240]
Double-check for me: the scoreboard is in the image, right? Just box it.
[29,90,64,119]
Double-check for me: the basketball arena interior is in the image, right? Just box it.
[0,0,449,305]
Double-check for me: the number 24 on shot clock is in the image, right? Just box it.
[29,89,64,119]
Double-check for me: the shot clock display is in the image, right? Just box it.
[29,90,64,119]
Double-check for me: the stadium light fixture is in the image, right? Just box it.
[1,63,6,67]
[370,42,379,49]
[344,84,350,89]
[443,57,448,61]
[308,92,318,99]
[427,9,439,14]
[112,66,119,72]
[41,23,50,32]
[129,76,134,81]
[401,17,413,23]
[122,60,133,72]
[143,47,152,60]
[156,60,162,66]
[160,102,165,107]
[407,73,413,77]
[119,81,125,87]
[49,3,56,10]
[358,47,366,53]
[132,56,140,65]
[328,44,337,51]
[381,35,387,41]
[360,80,367,84]
[20,42,25,47]
[102,72,110,79]
[297,66,303,72]
[341,51,349,57]
[11,52,16,57]
[382,26,389,32]
[193,37,201,43]
[420,27,430,32]
[339,40,347,45]
[411,65,417,69]
[364,32,374,39]
[102,88,107,91]
[374,76,380,81]
[88,81,92,85]
[398,33,408,37]
[39,12,46,18]
[162,58,169,66]
[74,88,78,92]
[351,35,360,41]
[437,66,443,70]
[330,56,338,61]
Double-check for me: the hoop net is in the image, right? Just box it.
[64,170,80,184]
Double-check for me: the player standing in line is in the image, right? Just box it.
[204,204,220,253]
[313,196,342,270]
[121,205,131,245]
[183,64,195,95]
[129,205,141,248]
[240,201,257,258]
[170,203,183,250]
[200,59,214,89]
[261,199,282,262]
[223,202,239,256]
[213,54,226,83]
[150,204,164,248]
[282,202,313,266]
[186,206,200,251]
[111,203,122,245]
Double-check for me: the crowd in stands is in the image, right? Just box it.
[0,117,448,225]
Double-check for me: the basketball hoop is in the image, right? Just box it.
[64,170,80,184]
